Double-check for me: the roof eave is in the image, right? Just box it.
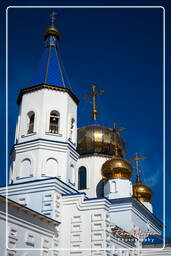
[17,83,80,105]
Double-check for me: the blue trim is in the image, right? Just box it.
[11,138,79,155]
[62,192,86,196]
[0,177,79,193]
[84,196,111,203]
[79,151,113,156]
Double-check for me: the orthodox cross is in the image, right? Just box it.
[129,152,146,175]
[84,84,105,120]
[50,11,57,26]
[112,122,126,132]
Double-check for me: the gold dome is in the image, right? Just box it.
[77,124,126,157]
[101,155,132,180]
[44,25,60,41]
[133,175,152,202]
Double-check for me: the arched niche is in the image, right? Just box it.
[46,158,58,177]
[20,158,32,178]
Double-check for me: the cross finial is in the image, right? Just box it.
[113,122,117,129]
[84,84,105,121]
[50,11,57,26]
[112,122,126,132]
[129,152,146,175]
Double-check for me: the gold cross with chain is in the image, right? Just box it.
[129,152,146,175]
[84,84,105,120]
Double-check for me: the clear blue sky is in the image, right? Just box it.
[0,0,170,238]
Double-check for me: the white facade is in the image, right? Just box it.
[77,155,110,197]
[11,88,79,188]
[1,17,170,256]
[104,179,133,200]
[0,196,59,256]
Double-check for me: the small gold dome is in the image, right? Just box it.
[77,124,126,157]
[133,175,152,202]
[44,25,60,41]
[101,155,132,180]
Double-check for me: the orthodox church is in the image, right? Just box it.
[0,12,170,256]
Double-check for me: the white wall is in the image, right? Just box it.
[76,155,110,198]
[0,178,78,222]
[16,89,77,144]
[104,179,133,199]
[60,193,133,256]
[109,200,162,236]
[11,88,79,186]
[0,197,59,256]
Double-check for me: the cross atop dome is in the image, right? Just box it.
[84,84,105,121]
[112,122,126,132]
[29,12,65,87]
[50,11,57,27]
[44,11,60,42]
[130,152,146,176]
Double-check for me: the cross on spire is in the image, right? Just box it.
[112,122,126,132]
[129,152,146,175]
[50,11,57,27]
[84,84,105,120]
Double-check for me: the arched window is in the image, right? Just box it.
[21,159,31,177]
[78,166,87,190]
[49,111,60,134]
[46,158,58,177]
[27,111,35,134]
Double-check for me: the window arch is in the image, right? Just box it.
[27,111,35,134]
[78,166,87,190]
[49,110,60,134]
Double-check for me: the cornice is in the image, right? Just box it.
[110,197,163,230]
[17,84,79,105]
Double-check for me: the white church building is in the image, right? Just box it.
[0,12,170,256]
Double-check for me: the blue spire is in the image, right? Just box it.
[30,12,65,87]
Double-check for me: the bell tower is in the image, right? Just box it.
[10,12,79,187]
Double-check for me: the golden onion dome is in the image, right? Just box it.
[44,25,60,41]
[133,175,152,202]
[101,154,132,180]
[77,124,126,157]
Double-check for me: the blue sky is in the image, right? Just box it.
[0,0,170,238]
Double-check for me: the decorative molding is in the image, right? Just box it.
[25,232,35,247]
[45,132,62,137]
[21,132,36,138]
[11,138,79,158]
[17,83,80,105]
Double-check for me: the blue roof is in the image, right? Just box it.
[30,37,65,87]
